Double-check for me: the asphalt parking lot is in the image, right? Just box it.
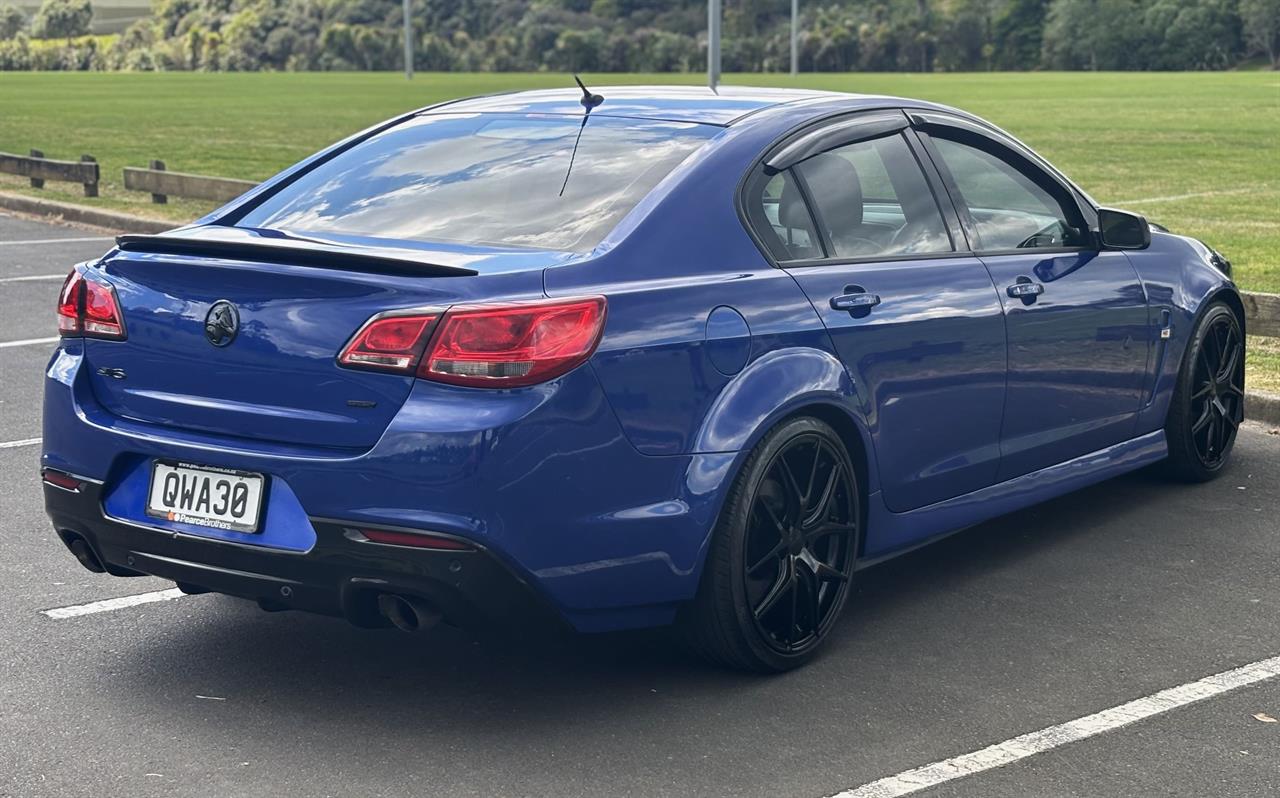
[1,210,1278,798]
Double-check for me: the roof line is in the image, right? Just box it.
[723,90,838,125]
[413,109,728,128]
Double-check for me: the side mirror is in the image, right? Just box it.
[1097,207,1151,250]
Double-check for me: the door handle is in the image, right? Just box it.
[830,292,882,312]
[1007,277,1044,302]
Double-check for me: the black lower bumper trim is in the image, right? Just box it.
[44,481,560,632]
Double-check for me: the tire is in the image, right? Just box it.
[1164,302,1245,483]
[680,416,861,672]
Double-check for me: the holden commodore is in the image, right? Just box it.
[42,85,1244,671]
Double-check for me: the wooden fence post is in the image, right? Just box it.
[29,149,43,189]
[149,159,167,204]
[80,155,98,198]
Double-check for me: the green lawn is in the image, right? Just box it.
[2,71,1277,273]
[1,72,1275,288]
[4,71,1278,390]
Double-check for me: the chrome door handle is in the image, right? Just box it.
[1007,278,1044,300]
[830,292,882,312]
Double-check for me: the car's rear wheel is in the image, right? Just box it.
[1164,302,1245,482]
[681,416,860,672]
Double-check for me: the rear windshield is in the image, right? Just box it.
[236,114,718,253]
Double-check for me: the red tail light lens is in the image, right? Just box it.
[57,269,126,340]
[420,297,606,387]
[338,297,606,388]
[57,271,84,335]
[83,280,126,338]
[338,313,439,371]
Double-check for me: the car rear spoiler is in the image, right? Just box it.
[114,230,479,278]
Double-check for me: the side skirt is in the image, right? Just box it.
[858,429,1169,565]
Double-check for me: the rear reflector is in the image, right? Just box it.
[338,297,606,389]
[358,528,474,551]
[57,269,126,340]
[42,469,83,492]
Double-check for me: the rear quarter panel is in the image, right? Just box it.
[544,118,870,463]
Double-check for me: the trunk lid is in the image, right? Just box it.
[84,228,564,449]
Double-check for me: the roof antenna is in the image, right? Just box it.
[559,76,603,197]
[574,75,604,110]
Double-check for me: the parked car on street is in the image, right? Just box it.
[43,85,1243,671]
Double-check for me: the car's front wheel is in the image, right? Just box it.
[1164,302,1246,482]
[681,416,860,672]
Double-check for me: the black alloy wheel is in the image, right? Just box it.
[1165,302,1245,481]
[681,416,860,672]
[744,433,857,654]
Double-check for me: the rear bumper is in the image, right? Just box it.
[44,477,558,631]
[42,343,742,633]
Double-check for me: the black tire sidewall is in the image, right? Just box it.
[1165,302,1242,481]
[715,416,861,672]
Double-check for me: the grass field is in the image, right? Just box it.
[2,71,1278,387]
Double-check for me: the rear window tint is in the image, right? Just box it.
[236,114,717,253]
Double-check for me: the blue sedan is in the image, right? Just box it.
[42,85,1244,671]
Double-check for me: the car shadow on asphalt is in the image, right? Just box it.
[86,436,1272,752]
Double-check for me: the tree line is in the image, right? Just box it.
[1,0,1277,72]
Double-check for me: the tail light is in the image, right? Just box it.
[57,269,126,340]
[338,297,606,388]
[338,313,439,371]
[56,271,84,335]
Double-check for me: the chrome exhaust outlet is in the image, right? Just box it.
[376,593,442,633]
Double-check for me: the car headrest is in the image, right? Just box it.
[799,152,863,229]
[778,178,811,232]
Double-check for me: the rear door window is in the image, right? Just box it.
[236,114,718,253]
[795,134,953,259]
[744,170,824,261]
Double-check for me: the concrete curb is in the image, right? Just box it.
[1246,391,1280,429]
[0,191,176,234]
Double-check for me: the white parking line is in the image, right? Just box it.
[829,653,1280,798]
[0,437,41,449]
[0,274,67,283]
[0,336,59,349]
[0,236,113,246]
[42,588,187,620]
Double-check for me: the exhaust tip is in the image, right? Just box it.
[376,593,442,634]
[64,534,106,574]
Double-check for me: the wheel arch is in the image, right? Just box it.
[690,394,879,593]
[1172,284,1245,391]
[1206,285,1246,336]
[691,346,880,493]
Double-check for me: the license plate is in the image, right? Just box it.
[146,461,266,533]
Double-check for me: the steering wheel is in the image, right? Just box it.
[888,221,929,253]
[1017,222,1064,249]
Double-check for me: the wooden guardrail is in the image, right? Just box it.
[0,149,99,197]
[122,160,256,204]
[1243,291,1280,339]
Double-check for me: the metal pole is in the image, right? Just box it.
[790,0,798,76]
[708,0,721,89]
[403,0,413,80]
